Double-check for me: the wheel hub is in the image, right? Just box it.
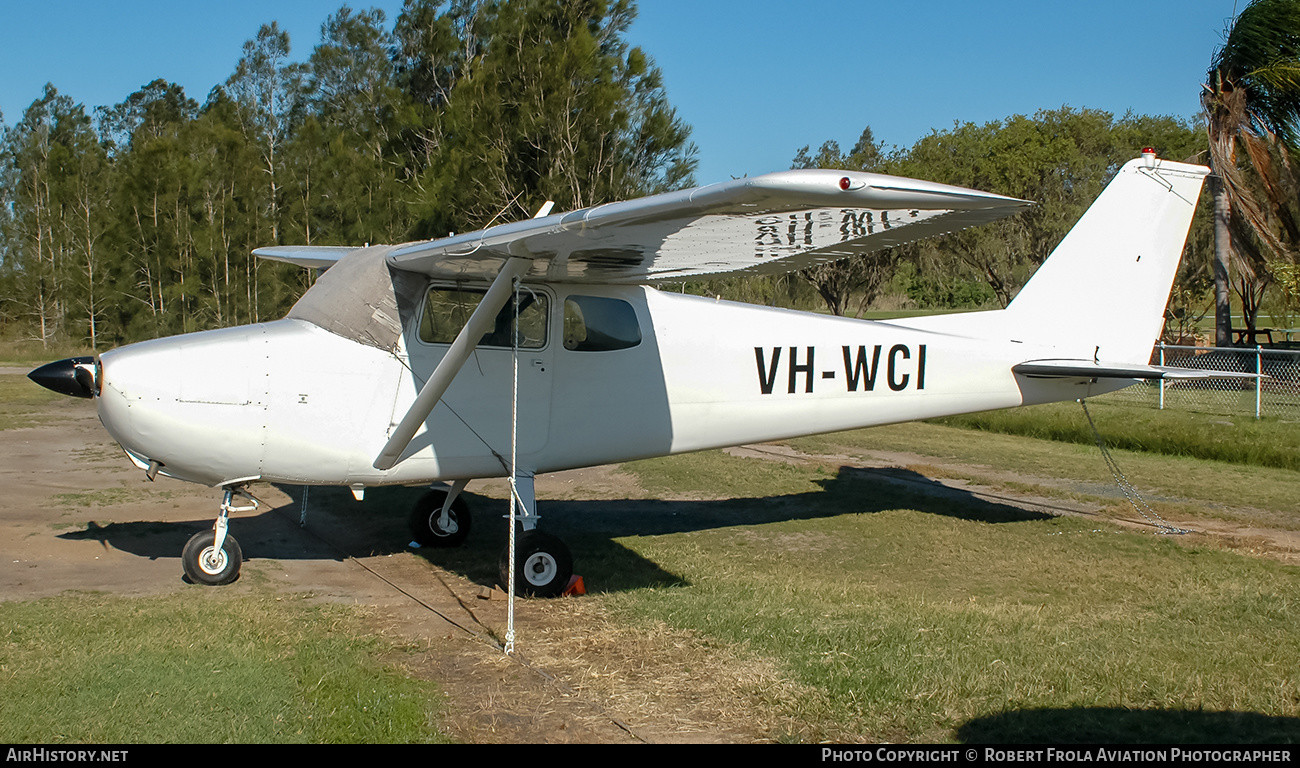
[200,546,228,575]
[430,512,458,536]
[523,552,557,586]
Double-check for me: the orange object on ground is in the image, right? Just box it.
[562,575,586,596]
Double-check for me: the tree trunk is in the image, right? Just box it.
[1211,174,1233,347]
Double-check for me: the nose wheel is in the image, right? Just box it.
[183,486,255,586]
[182,530,243,585]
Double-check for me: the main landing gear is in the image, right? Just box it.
[183,486,255,585]
[410,476,573,598]
[182,480,575,596]
[498,474,572,598]
[501,529,572,599]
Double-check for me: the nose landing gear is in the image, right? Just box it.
[182,486,256,586]
[182,529,243,585]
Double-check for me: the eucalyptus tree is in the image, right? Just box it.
[0,2,700,346]
[289,5,416,246]
[402,0,696,238]
[393,0,487,106]
[790,127,899,316]
[224,22,306,248]
[186,92,269,329]
[0,108,15,332]
[59,110,110,349]
[1202,0,1300,344]
[888,108,1205,312]
[96,80,197,156]
[4,86,108,348]
[5,88,63,346]
[393,0,491,171]
[100,81,202,341]
[221,22,309,322]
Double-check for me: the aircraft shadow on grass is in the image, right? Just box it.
[957,706,1300,744]
[57,464,1048,592]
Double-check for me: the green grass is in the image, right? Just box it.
[0,339,94,368]
[607,450,1300,743]
[932,399,1300,471]
[622,449,833,499]
[0,373,63,406]
[0,591,448,743]
[785,420,1300,525]
[1104,380,1300,422]
[0,373,73,430]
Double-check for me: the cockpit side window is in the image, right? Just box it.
[419,286,548,349]
[563,295,641,351]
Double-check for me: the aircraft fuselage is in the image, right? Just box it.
[94,285,1111,489]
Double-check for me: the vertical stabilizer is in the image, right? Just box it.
[1004,157,1209,363]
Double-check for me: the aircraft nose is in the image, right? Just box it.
[94,328,268,487]
[28,357,99,399]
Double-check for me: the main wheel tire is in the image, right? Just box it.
[499,531,573,598]
[182,530,242,586]
[410,489,471,547]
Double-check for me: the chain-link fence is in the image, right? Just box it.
[1100,344,1300,420]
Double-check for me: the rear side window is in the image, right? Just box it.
[419,286,548,349]
[563,295,641,351]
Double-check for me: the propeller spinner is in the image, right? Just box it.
[28,357,99,399]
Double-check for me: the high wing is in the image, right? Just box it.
[255,169,1030,282]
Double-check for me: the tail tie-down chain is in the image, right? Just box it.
[1079,399,1188,535]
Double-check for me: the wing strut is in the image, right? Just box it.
[373,257,532,470]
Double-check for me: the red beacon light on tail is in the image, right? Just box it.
[1142,147,1157,169]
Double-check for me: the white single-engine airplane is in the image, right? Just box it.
[31,151,1225,596]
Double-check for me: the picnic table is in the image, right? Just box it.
[1231,327,1276,345]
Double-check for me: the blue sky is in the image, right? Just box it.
[0,1,1240,184]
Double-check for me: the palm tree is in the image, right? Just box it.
[1202,0,1300,345]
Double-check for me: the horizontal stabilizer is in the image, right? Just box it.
[253,245,361,270]
[1013,359,1264,380]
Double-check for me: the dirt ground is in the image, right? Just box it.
[2,382,1296,743]
[0,391,804,743]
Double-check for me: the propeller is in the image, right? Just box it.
[28,357,99,399]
